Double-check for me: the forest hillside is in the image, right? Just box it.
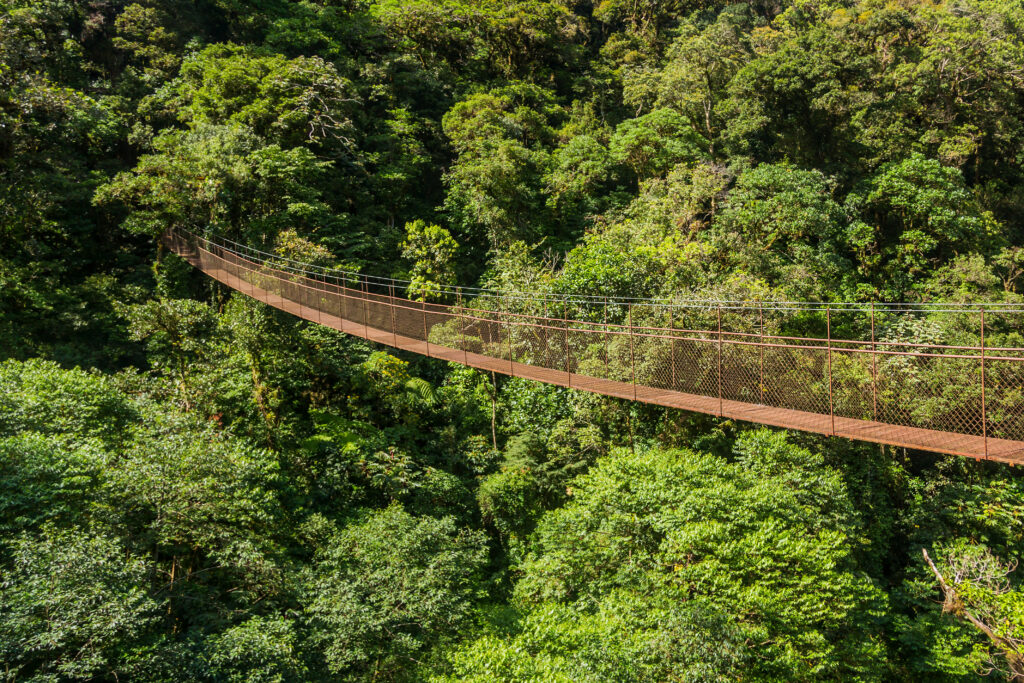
[5,0,1024,680]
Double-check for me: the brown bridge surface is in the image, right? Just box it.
[165,230,1024,465]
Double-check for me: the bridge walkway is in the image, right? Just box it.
[166,231,1024,464]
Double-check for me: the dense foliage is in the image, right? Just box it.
[5,0,1024,679]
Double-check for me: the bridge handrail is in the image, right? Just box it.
[164,228,1024,463]
[174,228,1024,313]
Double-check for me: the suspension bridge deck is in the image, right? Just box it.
[166,231,1024,465]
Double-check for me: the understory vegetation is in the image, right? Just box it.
[6,0,1024,680]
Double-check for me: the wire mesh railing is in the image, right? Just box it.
[164,229,1024,464]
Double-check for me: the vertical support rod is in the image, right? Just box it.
[308,271,315,323]
[870,303,878,421]
[543,299,549,369]
[298,272,305,320]
[981,308,988,459]
[389,283,398,348]
[339,273,347,325]
[717,304,723,417]
[361,275,369,340]
[328,272,335,323]
[267,259,276,310]
[564,299,571,388]
[284,264,292,316]
[276,260,284,311]
[670,307,676,391]
[239,249,246,295]
[310,271,317,324]
[284,266,290,314]
[327,273,335,325]
[331,272,337,320]
[603,297,609,377]
[422,300,430,358]
[329,272,337,325]
[305,269,311,316]
[306,271,313,322]
[458,287,468,366]
[286,267,292,317]
[506,296,514,376]
[758,303,765,405]
[827,306,835,436]
[318,271,324,322]
[340,274,346,322]
[629,303,637,401]
[337,274,344,327]
[483,294,491,348]
[280,264,287,313]
[271,259,281,312]
[342,274,349,324]
[267,264,273,309]
[260,252,270,306]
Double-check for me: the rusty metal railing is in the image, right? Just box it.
[163,229,1024,464]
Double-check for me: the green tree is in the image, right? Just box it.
[846,154,1003,296]
[370,0,584,81]
[95,123,332,240]
[506,431,888,681]
[0,358,136,445]
[174,44,358,153]
[543,134,618,232]
[106,416,286,611]
[435,595,745,682]
[0,433,106,537]
[442,84,560,251]
[714,162,851,299]
[113,3,182,82]
[0,526,161,681]
[401,219,458,301]
[204,615,309,682]
[654,13,751,147]
[124,297,223,412]
[306,504,488,680]
[609,108,707,182]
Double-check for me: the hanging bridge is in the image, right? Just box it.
[164,229,1024,465]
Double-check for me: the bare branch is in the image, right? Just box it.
[923,548,1024,680]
